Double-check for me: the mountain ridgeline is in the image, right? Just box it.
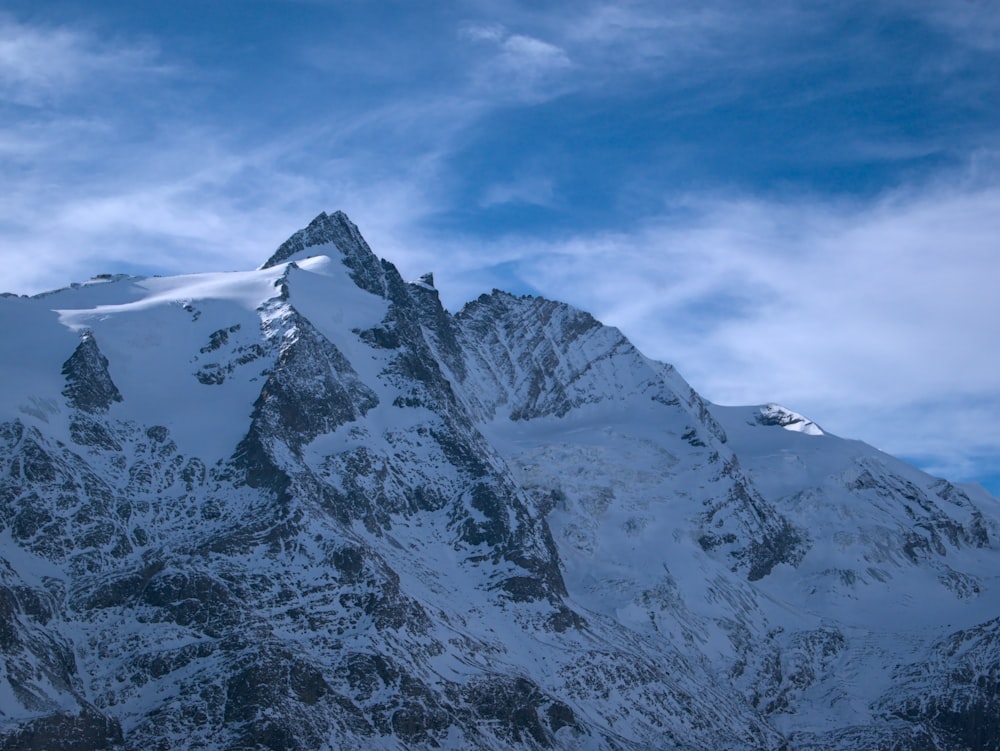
[1,211,998,750]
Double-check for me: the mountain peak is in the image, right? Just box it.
[260,210,367,269]
[261,210,392,297]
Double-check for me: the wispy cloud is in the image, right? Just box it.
[479,175,556,208]
[461,23,573,103]
[897,0,1000,53]
[509,181,1000,403]
[0,15,167,106]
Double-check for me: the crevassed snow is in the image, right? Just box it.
[480,378,1000,739]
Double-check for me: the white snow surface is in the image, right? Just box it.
[1,254,375,462]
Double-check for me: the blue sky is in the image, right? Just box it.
[2,1,999,494]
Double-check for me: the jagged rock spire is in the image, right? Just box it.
[261,211,389,297]
[61,332,123,413]
[261,211,369,269]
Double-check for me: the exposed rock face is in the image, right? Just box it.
[1,212,998,750]
[61,333,122,414]
[261,210,388,297]
[879,618,1000,751]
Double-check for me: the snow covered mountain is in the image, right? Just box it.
[1,211,998,750]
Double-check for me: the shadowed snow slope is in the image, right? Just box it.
[1,211,998,751]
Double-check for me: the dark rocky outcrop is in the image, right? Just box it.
[61,333,122,414]
[261,211,388,297]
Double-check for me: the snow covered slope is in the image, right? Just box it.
[1,211,997,750]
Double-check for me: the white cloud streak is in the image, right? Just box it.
[479,175,556,208]
[0,16,167,105]
[461,23,574,103]
[894,0,1000,53]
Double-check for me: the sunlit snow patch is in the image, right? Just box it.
[756,403,824,435]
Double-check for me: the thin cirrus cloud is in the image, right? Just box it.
[460,23,574,103]
[897,0,1000,52]
[0,15,167,106]
[479,175,556,208]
